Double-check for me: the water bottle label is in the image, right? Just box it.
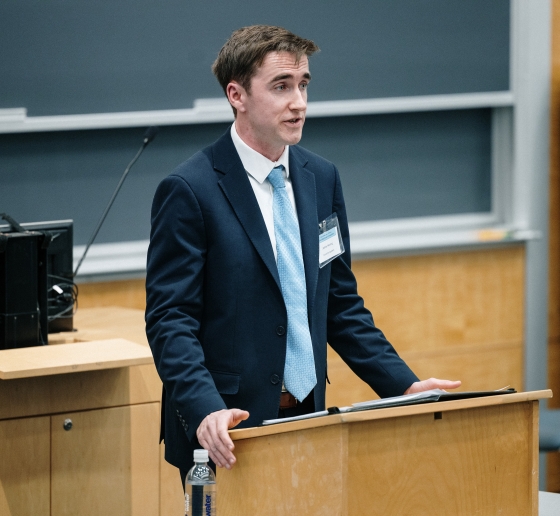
[203,493,214,515]
[185,490,216,515]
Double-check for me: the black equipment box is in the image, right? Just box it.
[0,231,48,349]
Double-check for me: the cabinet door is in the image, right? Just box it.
[0,416,50,516]
[51,403,159,516]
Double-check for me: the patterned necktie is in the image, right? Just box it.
[268,165,317,402]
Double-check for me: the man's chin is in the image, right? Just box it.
[282,130,303,146]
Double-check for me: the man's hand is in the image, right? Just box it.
[404,378,462,395]
[196,409,250,469]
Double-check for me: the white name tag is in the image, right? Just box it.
[319,227,342,263]
[318,213,345,268]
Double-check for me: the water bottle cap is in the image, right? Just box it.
[193,449,209,462]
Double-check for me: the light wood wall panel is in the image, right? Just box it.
[326,247,524,407]
[78,278,146,310]
[549,0,560,493]
[352,247,524,354]
[327,341,523,409]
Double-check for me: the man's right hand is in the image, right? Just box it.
[196,408,250,469]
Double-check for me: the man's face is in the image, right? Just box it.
[230,51,310,161]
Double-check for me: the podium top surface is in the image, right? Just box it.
[0,338,154,380]
[229,389,552,441]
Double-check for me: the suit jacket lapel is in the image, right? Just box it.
[290,150,319,321]
[213,133,319,317]
[213,133,281,290]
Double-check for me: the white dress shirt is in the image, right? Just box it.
[230,123,299,261]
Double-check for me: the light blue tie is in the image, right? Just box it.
[268,165,317,402]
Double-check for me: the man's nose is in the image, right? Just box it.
[289,88,307,111]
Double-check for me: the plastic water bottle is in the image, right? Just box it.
[185,449,216,516]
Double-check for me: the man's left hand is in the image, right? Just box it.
[404,378,462,394]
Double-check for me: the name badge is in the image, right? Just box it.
[319,213,345,268]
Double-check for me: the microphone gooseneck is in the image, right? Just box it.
[73,126,159,277]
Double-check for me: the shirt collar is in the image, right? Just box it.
[231,123,290,184]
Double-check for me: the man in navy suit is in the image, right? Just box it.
[145,25,460,478]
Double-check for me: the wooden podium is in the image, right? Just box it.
[220,390,551,516]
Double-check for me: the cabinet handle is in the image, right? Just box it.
[63,418,73,431]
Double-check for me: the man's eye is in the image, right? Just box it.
[300,83,308,90]
[276,84,286,91]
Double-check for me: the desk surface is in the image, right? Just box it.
[0,338,153,380]
[0,307,153,380]
[230,389,552,441]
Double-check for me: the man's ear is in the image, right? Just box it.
[226,81,247,114]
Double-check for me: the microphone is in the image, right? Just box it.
[143,125,159,145]
[73,126,159,277]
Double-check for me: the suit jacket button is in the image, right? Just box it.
[276,326,285,336]
[270,374,280,385]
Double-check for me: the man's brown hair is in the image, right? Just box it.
[212,25,319,115]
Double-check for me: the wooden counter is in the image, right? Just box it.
[0,307,183,516]
[0,338,152,380]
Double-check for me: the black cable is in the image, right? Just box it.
[47,273,78,322]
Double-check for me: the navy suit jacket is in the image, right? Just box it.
[145,130,418,471]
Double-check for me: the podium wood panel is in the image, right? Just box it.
[347,403,537,515]
[221,423,348,515]
[220,391,548,516]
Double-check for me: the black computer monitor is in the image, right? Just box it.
[0,219,75,336]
